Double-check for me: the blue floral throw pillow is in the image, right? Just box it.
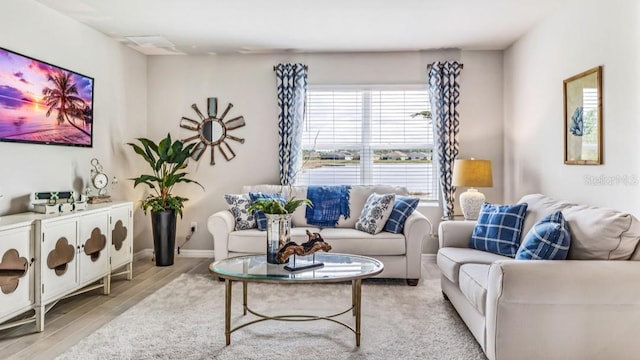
[224,194,256,231]
[355,193,396,235]
[516,210,571,260]
[383,195,419,234]
[470,202,528,257]
[249,192,285,231]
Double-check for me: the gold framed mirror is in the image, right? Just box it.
[563,66,603,165]
[181,97,246,165]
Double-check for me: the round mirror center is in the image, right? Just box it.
[201,119,224,144]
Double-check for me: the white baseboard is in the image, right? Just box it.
[422,253,437,263]
[133,248,214,261]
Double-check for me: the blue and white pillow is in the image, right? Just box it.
[470,202,528,257]
[383,195,419,234]
[224,194,256,230]
[249,192,285,231]
[355,193,396,235]
[516,211,571,260]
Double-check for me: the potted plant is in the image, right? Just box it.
[247,197,311,264]
[128,133,203,266]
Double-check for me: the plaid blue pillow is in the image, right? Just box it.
[383,195,419,234]
[249,192,285,231]
[516,211,571,260]
[470,202,528,257]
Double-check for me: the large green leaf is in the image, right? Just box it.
[128,143,155,168]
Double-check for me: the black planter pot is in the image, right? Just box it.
[151,209,177,266]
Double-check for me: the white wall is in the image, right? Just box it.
[504,0,640,214]
[146,50,504,254]
[0,1,148,236]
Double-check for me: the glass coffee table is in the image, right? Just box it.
[209,253,384,346]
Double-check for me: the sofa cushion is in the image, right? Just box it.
[248,192,285,230]
[383,195,419,234]
[562,205,640,260]
[459,264,490,315]
[228,227,321,253]
[319,228,405,256]
[470,202,528,257]
[518,194,575,238]
[516,210,571,260]
[337,186,409,228]
[224,194,256,230]
[355,193,396,235]
[437,247,509,284]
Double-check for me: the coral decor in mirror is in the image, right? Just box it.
[180,97,246,165]
[563,66,603,165]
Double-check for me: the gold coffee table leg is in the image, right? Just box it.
[352,281,356,316]
[354,279,362,346]
[243,281,248,316]
[225,279,232,345]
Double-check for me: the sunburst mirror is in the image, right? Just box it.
[180,97,246,165]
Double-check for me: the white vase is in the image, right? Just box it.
[568,134,583,161]
[265,214,292,264]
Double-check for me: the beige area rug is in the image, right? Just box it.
[56,274,486,360]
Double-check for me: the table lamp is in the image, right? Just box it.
[452,159,493,220]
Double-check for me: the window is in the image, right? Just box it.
[297,85,437,200]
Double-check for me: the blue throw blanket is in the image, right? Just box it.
[305,185,350,227]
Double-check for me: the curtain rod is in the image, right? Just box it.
[427,63,464,70]
[273,64,309,71]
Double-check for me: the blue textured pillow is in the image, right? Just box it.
[516,211,571,260]
[249,192,285,231]
[383,195,419,234]
[470,202,528,257]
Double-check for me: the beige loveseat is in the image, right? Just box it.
[208,185,431,285]
[437,194,640,360]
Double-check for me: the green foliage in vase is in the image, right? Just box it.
[127,133,203,218]
[247,197,312,215]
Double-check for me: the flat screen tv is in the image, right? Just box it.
[0,47,94,147]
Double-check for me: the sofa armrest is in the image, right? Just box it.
[208,210,235,261]
[438,221,475,248]
[402,211,431,279]
[486,260,640,360]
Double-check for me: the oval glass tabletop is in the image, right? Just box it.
[210,253,384,283]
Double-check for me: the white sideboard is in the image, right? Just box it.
[0,201,133,332]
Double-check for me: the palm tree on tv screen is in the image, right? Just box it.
[42,70,90,137]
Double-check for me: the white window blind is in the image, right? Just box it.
[297,86,437,200]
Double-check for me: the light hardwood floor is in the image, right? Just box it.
[0,255,439,360]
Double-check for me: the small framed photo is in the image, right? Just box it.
[563,66,603,165]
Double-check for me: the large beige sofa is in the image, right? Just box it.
[208,185,431,285]
[437,194,640,360]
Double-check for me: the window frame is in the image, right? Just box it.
[299,83,438,201]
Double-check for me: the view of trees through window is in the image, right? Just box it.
[297,87,437,200]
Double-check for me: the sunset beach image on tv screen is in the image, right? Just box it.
[0,47,93,147]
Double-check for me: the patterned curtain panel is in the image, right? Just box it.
[428,61,463,218]
[275,63,308,185]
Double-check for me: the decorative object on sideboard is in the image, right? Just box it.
[180,97,246,165]
[32,191,87,214]
[452,159,493,220]
[128,133,203,266]
[563,66,603,165]
[87,158,112,204]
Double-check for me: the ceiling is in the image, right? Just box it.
[33,0,566,56]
